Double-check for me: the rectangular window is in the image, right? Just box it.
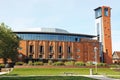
[49,46,53,53]
[104,8,108,16]
[29,45,33,53]
[68,46,71,54]
[49,55,53,59]
[59,46,62,53]
[95,8,102,18]
[97,23,100,40]
[75,38,79,42]
[39,46,44,54]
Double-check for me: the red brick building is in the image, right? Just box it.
[16,30,100,63]
[113,51,120,64]
[94,6,112,64]
[0,6,113,64]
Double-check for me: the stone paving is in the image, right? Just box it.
[0,72,8,75]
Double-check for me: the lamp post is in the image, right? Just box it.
[94,47,98,74]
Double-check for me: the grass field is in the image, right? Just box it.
[6,68,90,76]
[5,68,120,76]
[0,76,97,80]
[107,75,120,79]
[1,67,120,79]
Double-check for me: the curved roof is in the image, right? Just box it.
[14,28,96,38]
[15,28,69,33]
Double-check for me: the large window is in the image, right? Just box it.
[49,46,53,53]
[29,45,34,53]
[97,23,100,40]
[17,33,91,42]
[75,37,80,42]
[95,8,102,18]
[68,46,71,54]
[58,46,62,53]
[104,8,108,16]
[67,46,72,59]
[39,46,44,54]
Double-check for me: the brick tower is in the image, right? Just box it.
[94,6,112,64]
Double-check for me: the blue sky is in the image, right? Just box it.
[0,0,120,52]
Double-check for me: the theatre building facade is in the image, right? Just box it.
[16,6,113,64]
[0,6,112,64]
[16,28,100,63]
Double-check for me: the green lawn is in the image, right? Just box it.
[96,68,120,75]
[1,68,120,79]
[0,76,97,80]
[107,75,120,79]
[7,68,90,76]
[6,68,120,76]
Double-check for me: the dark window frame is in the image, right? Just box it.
[104,8,108,16]
[39,45,44,54]
[68,46,71,54]
[59,46,62,53]
[29,45,34,53]
[49,46,53,53]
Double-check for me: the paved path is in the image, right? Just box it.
[83,75,120,80]
[0,68,13,75]
[0,72,8,75]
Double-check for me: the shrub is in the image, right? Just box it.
[28,61,33,65]
[15,62,24,65]
[64,61,75,66]
[86,61,94,66]
[75,61,85,66]
[97,63,106,66]
[48,60,53,65]
[109,64,120,68]
[53,61,64,66]
[0,64,5,68]
[23,63,27,66]
[33,62,44,66]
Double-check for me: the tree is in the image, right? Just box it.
[0,23,20,64]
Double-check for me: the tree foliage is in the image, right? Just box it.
[0,23,20,64]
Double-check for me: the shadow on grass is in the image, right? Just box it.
[1,74,18,76]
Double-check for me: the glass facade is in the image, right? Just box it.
[104,8,108,16]
[95,8,102,18]
[16,32,93,42]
